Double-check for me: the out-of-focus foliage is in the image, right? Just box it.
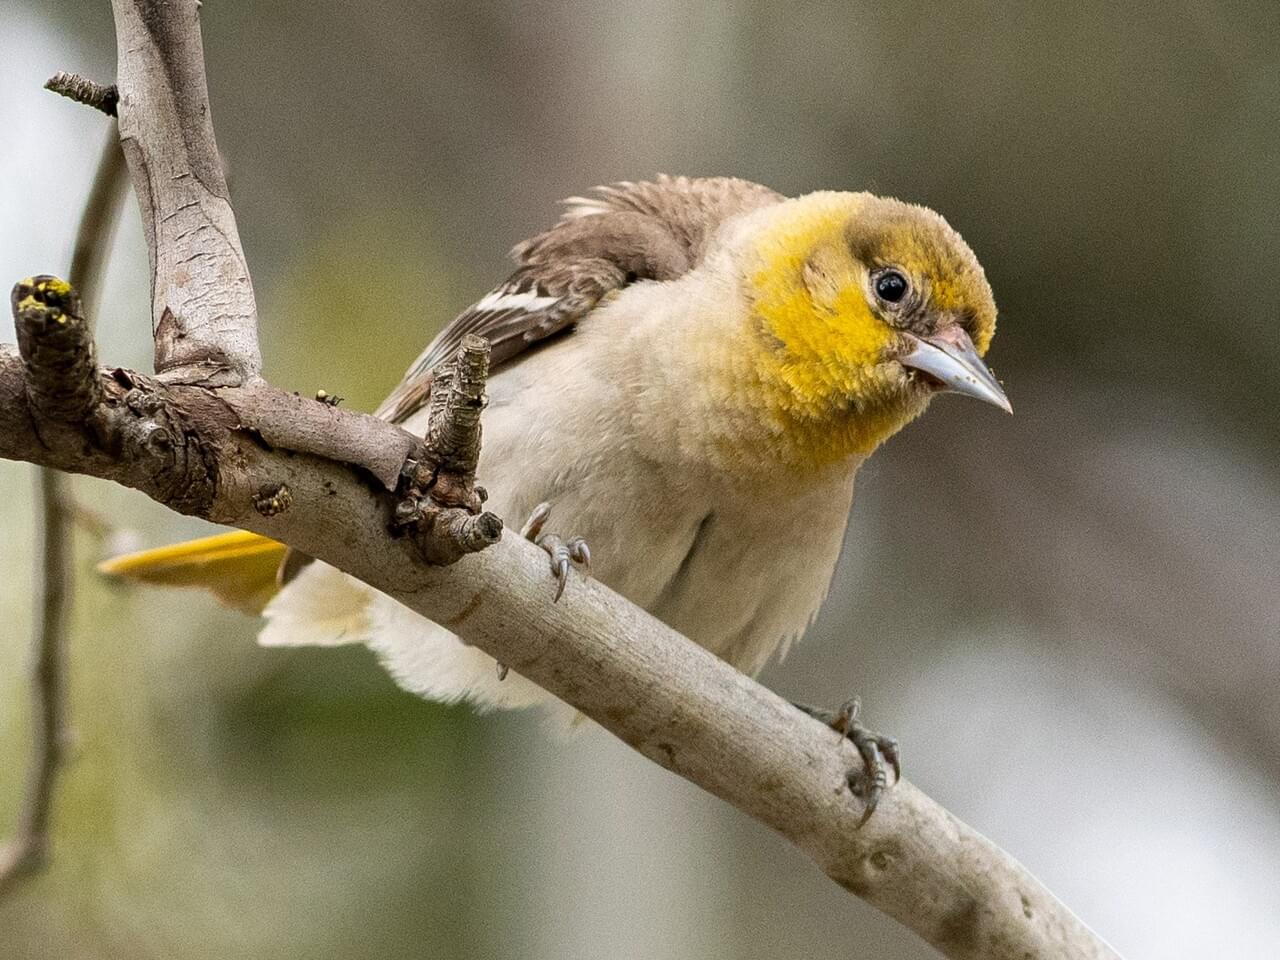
[2,1,1278,958]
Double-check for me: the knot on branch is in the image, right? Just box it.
[12,277,102,422]
[394,335,503,564]
[44,72,119,117]
[111,375,219,515]
[252,483,293,517]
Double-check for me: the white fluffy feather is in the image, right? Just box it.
[259,562,372,648]
[363,591,551,710]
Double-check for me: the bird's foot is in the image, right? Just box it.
[495,503,590,680]
[795,697,900,828]
[520,502,590,602]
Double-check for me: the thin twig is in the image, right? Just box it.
[44,72,118,117]
[0,127,126,899]
[423,334,489,476]
[69,132,128,294]
[0,471,71,897]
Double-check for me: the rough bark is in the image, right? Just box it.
[111,0,261,383]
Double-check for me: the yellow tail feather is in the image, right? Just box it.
[97,530,288,616]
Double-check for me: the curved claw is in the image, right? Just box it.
[882,737,902,785]
[568,536,591,574]
[521,502,552,541]
[550,550,571,601]
[848,735,890,828]
[833,697,861,735]
[536,533,573,601]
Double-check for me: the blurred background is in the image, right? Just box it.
[2,1,1278,957]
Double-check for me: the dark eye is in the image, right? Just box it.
[874,270,909,304]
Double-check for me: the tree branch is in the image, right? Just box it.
[0,2,1123,957]
[111,0,260,384]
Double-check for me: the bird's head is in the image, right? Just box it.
[737,191,1008,466]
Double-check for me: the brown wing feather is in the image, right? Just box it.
[375,175,783,424]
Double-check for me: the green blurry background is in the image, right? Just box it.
[2,2,1278,958]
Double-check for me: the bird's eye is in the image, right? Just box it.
[874,270,909,305]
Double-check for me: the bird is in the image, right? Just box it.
[101,175,1009,816]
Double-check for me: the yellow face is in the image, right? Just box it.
[741,191,999,465]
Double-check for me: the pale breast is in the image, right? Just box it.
[645,471,857,676]
[422,327,861,677]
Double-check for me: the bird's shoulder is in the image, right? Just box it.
[376,175,783,423]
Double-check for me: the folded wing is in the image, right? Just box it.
[376,175,782,423]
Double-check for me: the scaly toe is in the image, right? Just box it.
[847,729,889,824]
[792,697,900,828]
[521,504,591,601]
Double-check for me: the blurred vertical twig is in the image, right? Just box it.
[68,127,128,298]
[0,472,73,898]
[0,125,126,898]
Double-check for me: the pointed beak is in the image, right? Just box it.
[897,325,1012,413]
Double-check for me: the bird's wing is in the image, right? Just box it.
[374,175,783,424]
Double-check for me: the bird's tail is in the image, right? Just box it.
[97,530,287,615]
[100,529,560,712]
